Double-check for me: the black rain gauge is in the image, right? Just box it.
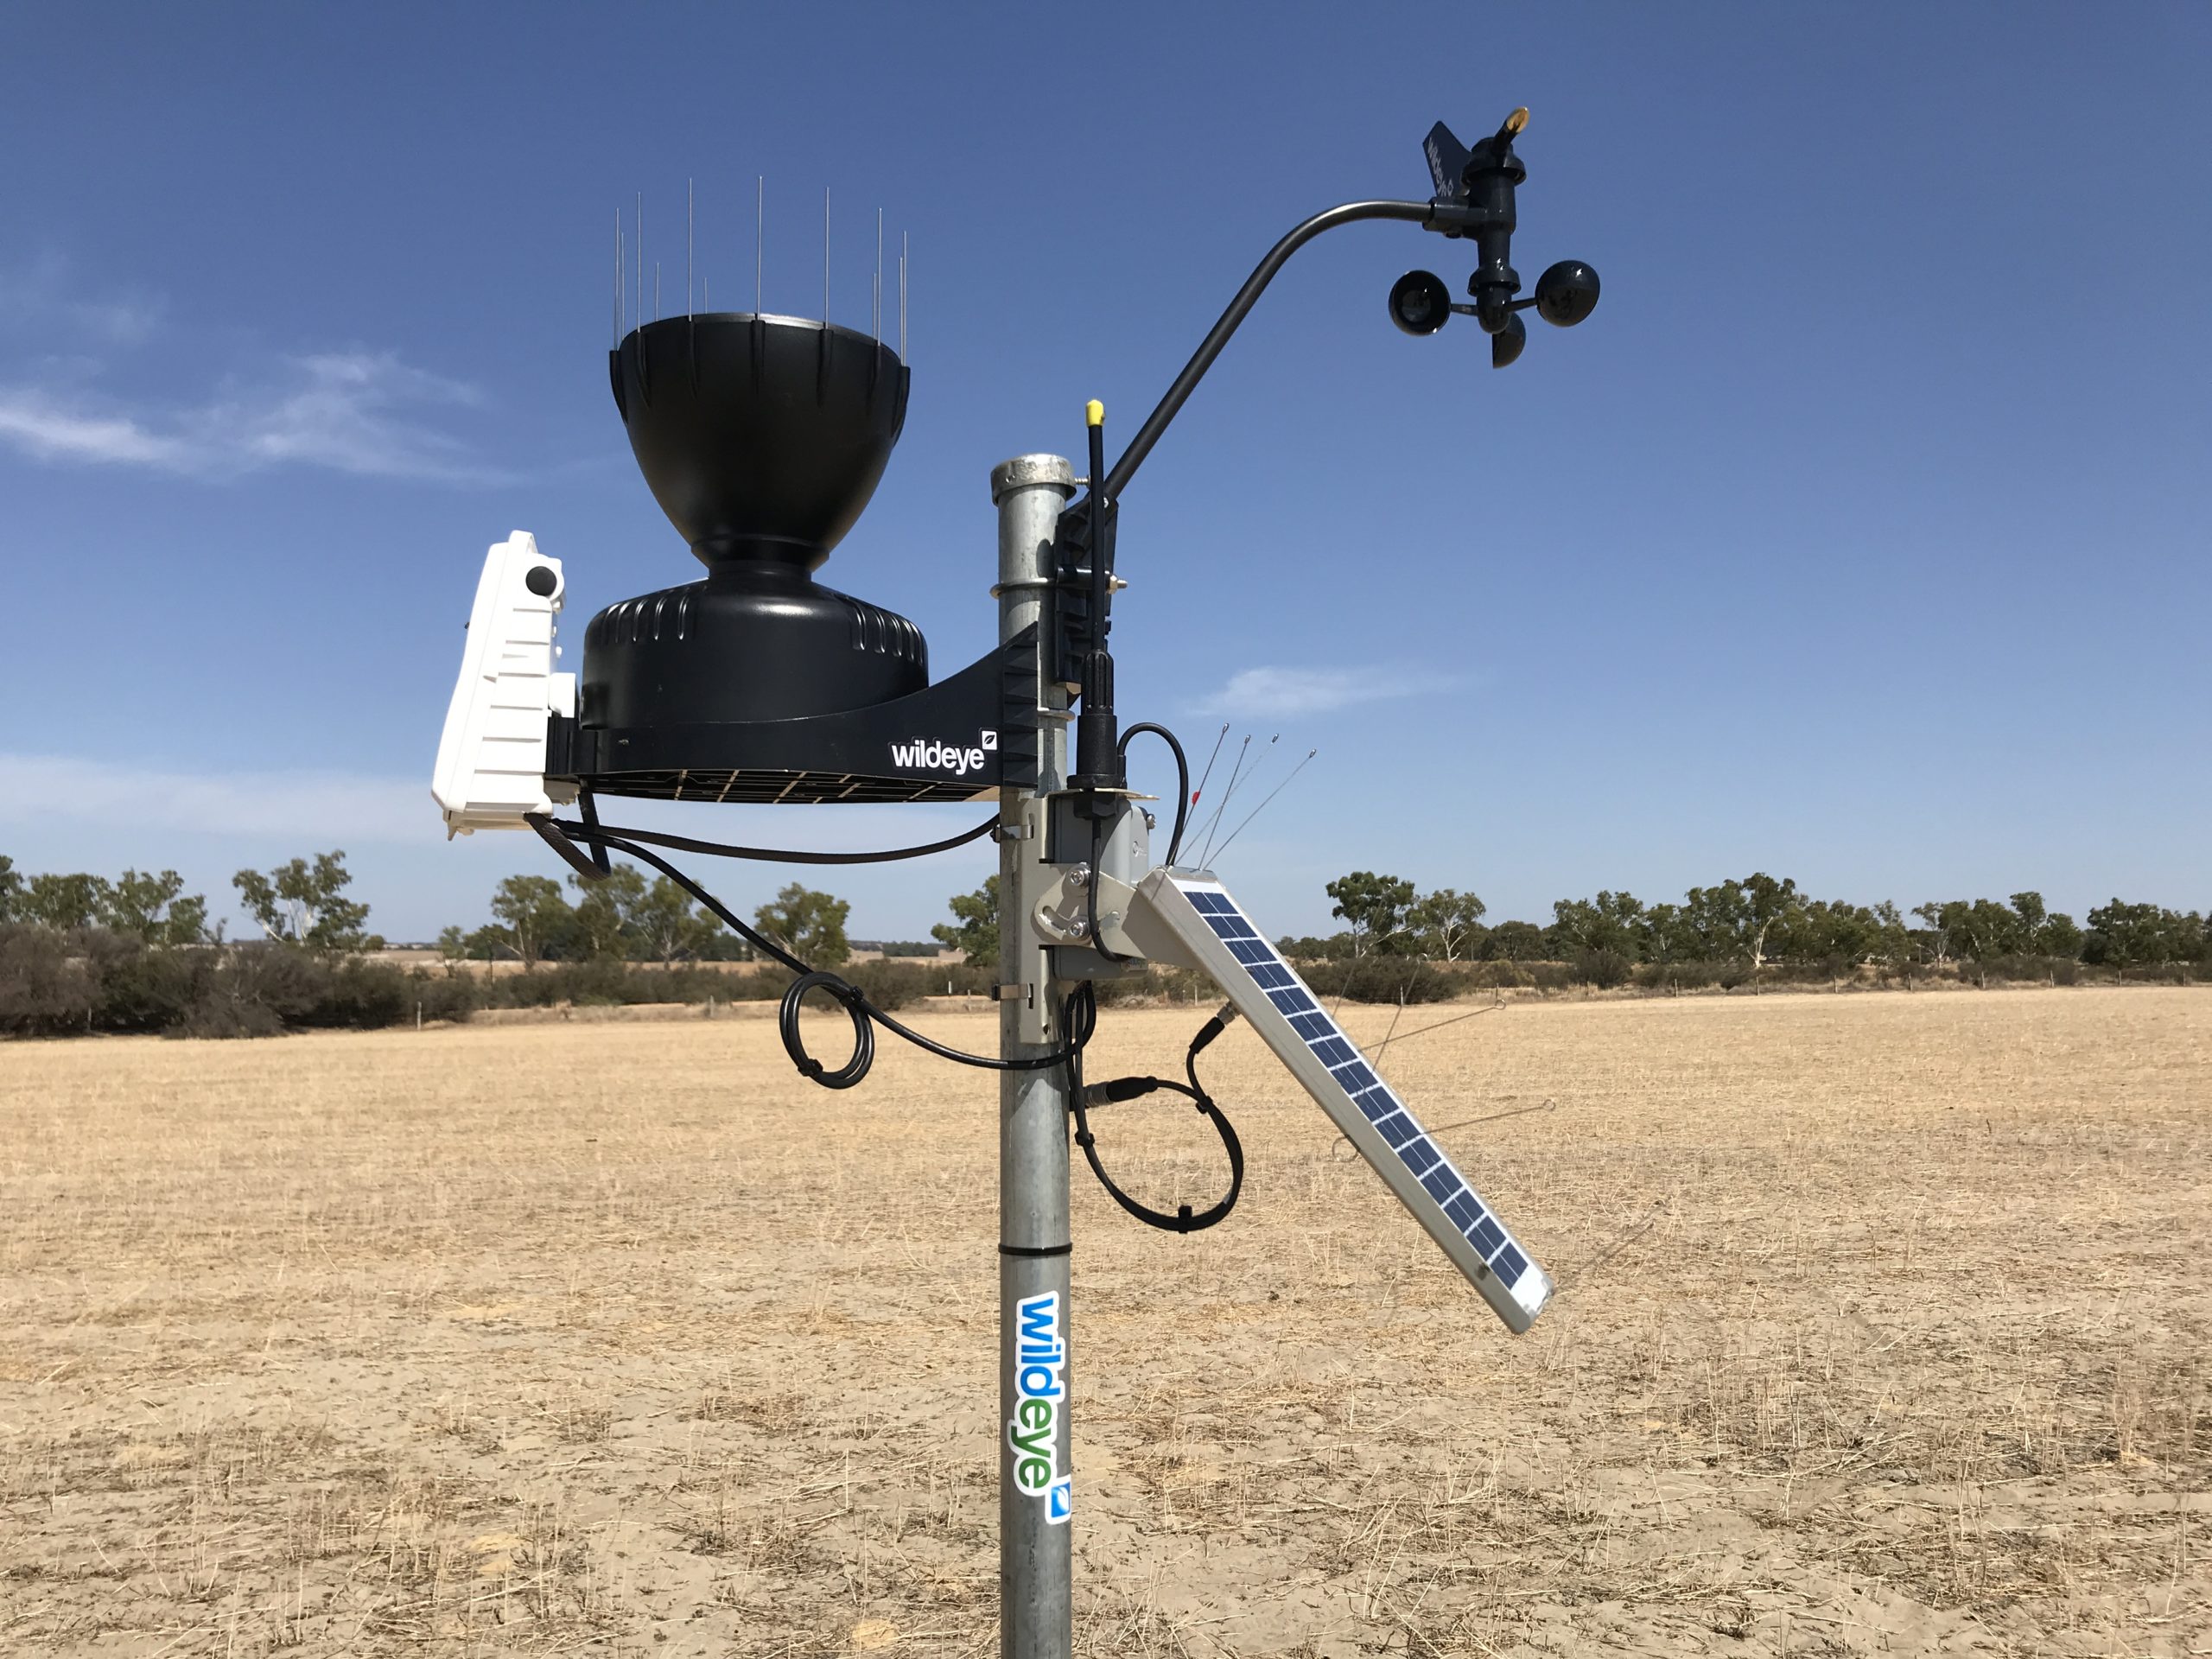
[432,112,1599,1657]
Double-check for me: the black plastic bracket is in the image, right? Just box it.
[550,625,1040,804]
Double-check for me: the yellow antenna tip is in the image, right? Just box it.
[1505,106,1529,135]
[1084,399,1104,428]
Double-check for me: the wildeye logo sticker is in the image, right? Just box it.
[1007,1292,1071,1524]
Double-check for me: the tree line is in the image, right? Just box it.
[1282,870,2210,976]
[0,849,931,1039]
[5,849,2204,1040]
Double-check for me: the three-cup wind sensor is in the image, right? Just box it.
[1388,109,1602,367]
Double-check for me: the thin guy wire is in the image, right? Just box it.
[823,188,830,325]
[687,177,694,321]
[899,232,907,360]
[1370,995,1408,1071]
[1209,747,1318,862]
[874,207,882,346]
[756,176,764,314]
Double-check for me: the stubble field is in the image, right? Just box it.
[2,987,2207,1657]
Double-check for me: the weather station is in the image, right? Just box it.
[431,109,1600,1658]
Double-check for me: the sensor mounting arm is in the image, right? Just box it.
[1100,199,1433,502]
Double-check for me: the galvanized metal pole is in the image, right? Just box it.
[991,453,1076,1659]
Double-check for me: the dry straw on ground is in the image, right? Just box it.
[2,988,2206,1656]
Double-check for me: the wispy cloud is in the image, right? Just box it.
[0,393,194,468]
[0,251,167,346]
[0,753,440,844]
[0,251,502,483]
[0,351,503,482]
[1195,664,1459,718]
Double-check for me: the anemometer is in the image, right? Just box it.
[432,111,1599,1656]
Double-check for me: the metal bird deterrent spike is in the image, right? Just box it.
[1187,723,1230,822]
[1209,747,1318,862]
[1188,734,1249,865]
[1198,734,1277,868]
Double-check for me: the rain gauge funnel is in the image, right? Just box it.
[558,314,1033,805]
[584,314,925,732]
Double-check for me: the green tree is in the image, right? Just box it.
[1410,888,1487,961]
[1550,890,1643,958]
[487,874,572,967]
[2036,911,2084,958]
[101,868,209,946]
[1482,919,1549,961]
[755,883,851,965]
[931,874,1001,967]
[22,872,113,931]
[1685,880,1752,961]
[2009,892,2083,958]
[436,925,470,961]
[232,852,373,950]
[569,864,649,960]
[632,875,714,966]
[1635,901,1693,963]
[1740,873,1802,969]
[1869,901,1912,964]
[0,855,20,923]
[1325,871,1416,957]
[2082,899,2206,967]
[1910,899,1958,964]
[1777,899,1883,964]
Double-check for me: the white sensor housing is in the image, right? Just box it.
[431,531,577,835]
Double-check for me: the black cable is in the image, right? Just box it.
[532,810,1240,1241]
[1064,985,1244,1234]
[1117,721,1191,868]
[543,811,996,868]
[1081,721,1191,966]
[528,816,1089,1090]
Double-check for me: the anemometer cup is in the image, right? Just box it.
[1388,270,1452,336]
[1533,260,1600,327]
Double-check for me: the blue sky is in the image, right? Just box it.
[1,3,2205,943]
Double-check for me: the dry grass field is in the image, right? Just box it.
[3,988,2207,1657]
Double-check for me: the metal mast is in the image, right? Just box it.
[991,452,1077,1659]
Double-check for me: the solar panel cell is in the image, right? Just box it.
[1139,874,1552,1334]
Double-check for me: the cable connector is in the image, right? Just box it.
[1188,1001,1241,1058]
[1081,1076,1166,1108]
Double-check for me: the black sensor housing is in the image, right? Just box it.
[559,313,1033,804]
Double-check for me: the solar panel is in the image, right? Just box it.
[1127,871,1553,1333]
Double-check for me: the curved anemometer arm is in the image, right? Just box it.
[1101,200,1434,502]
